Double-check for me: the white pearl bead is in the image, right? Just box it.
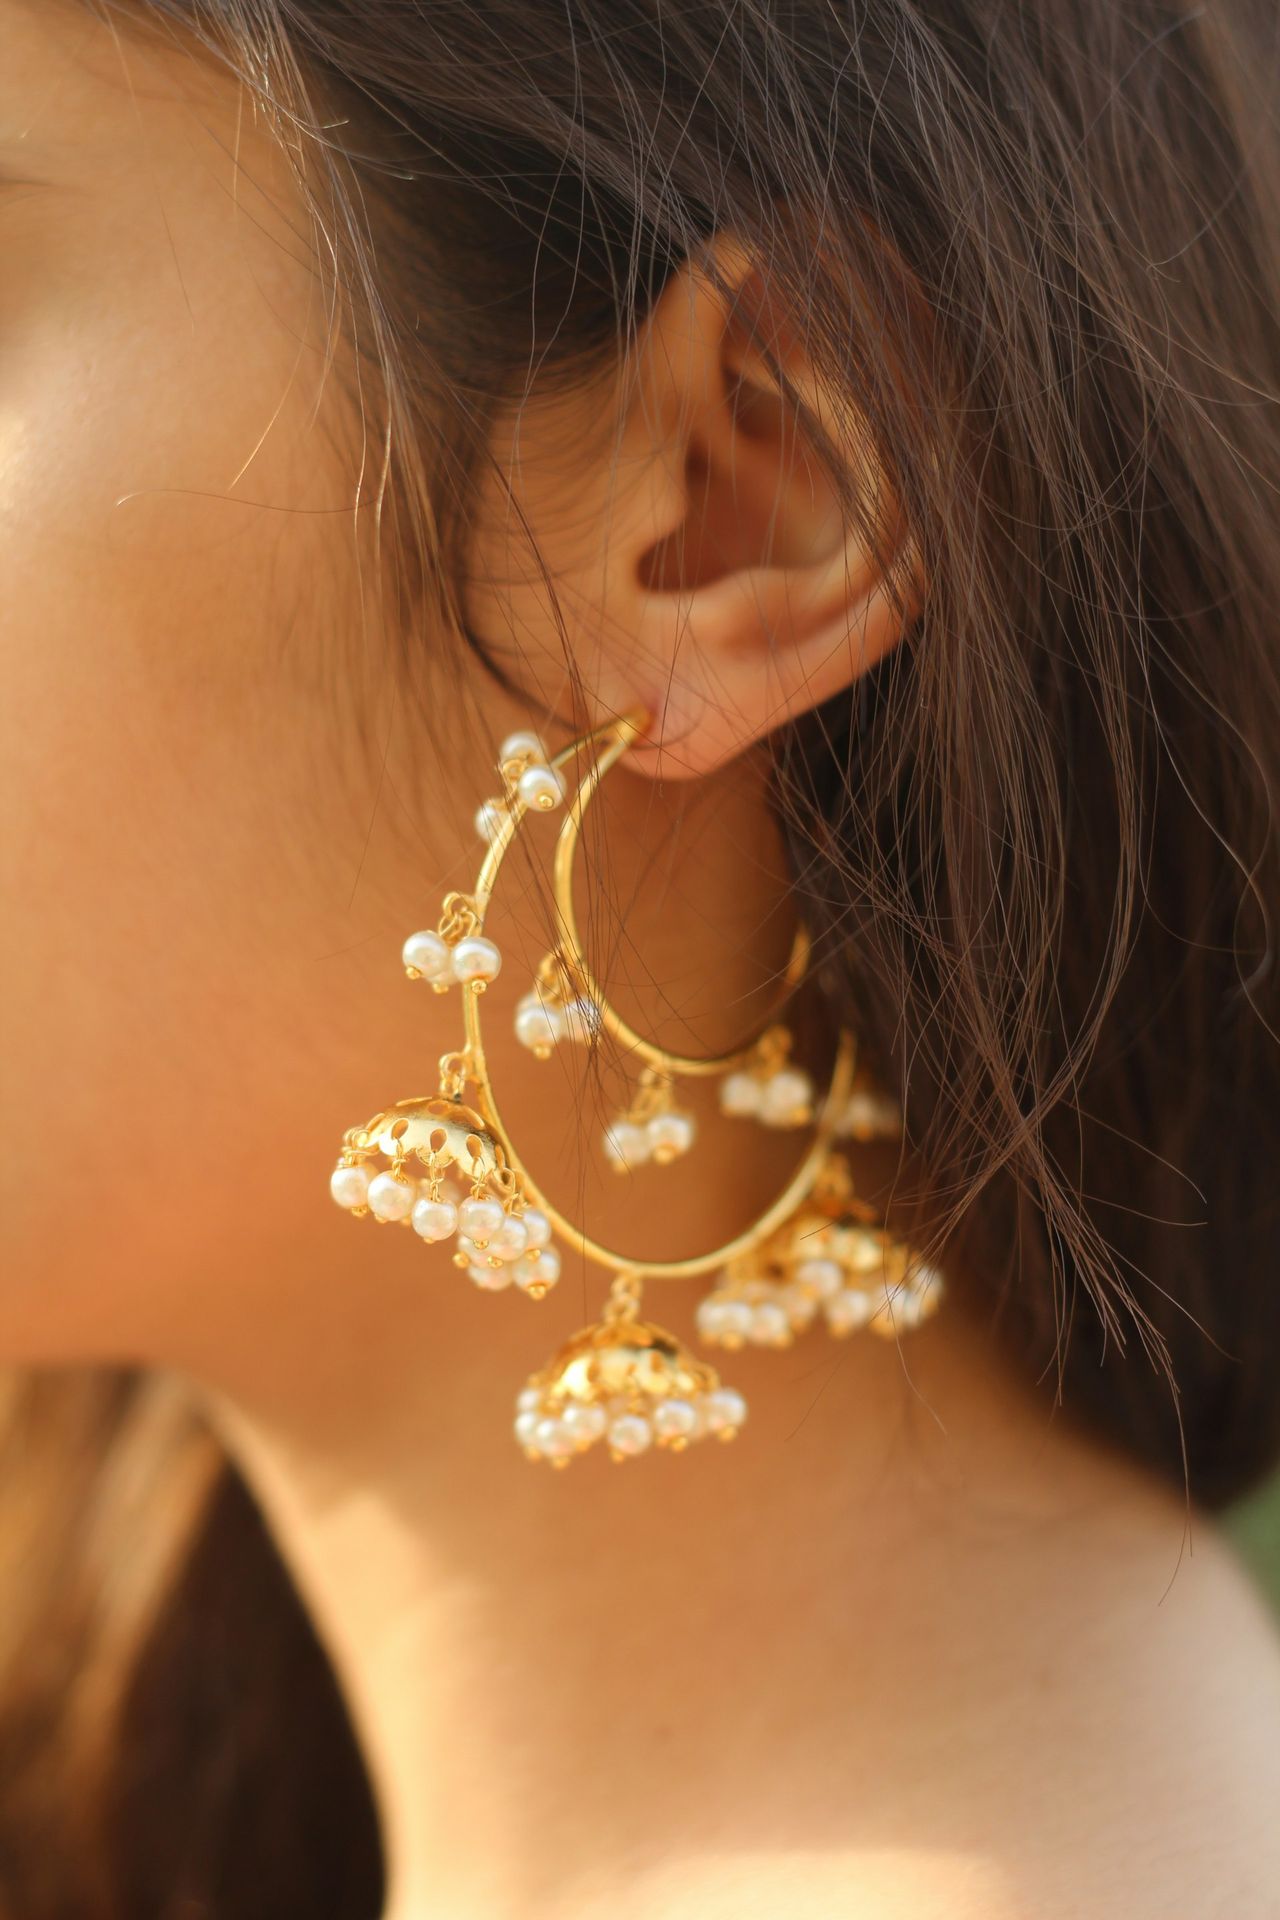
[700,1388,748,1435]
[749,1301,792,1347]
[652,1398,698,1445]
[716,1300,754,1346]
[562,1403,607,1448]
[366,1171,416,1222]
[514,1248,561,1295]
[516,1387,543,1414]
[646,1110,696,1163]
[458,1196,505,1245]
[779,1283,820,1329]
[514,1410,542,1451]
[475,796,508,843]
[562,998,600,1044]
[329,1163,372,1211]
[695,1297,730,1341]
[608,1413,653,1458]
[489,1214,530,1260]
[468,1263,513,1291]
[515,998,565,1054]
[533,1415,577,1462]
[450,935,502,984]
[826,1288,874,1335]
[401,929,452,980]
[411,1197,458,1242]
[602,1120,651,1170]
[760,1067,814,1126]
[520,1208,553,1250]
[912,1262,945,1301]
[840,1089,902,1140]
[720,1071,763,1118]
[840,1229,887,1275]
[498,729,548,766]
[793,1256,844,1300]
[516,763,565,812]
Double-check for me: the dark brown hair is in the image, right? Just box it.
[4,0,1278,1911]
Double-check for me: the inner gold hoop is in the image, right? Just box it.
[458,707,857,1282]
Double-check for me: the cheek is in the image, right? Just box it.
[0,195,392,1348]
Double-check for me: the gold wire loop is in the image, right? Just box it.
[457,708,858,1283]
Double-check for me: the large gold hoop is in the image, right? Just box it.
[457,709,857,1282]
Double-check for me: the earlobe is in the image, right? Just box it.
[610,247,920,779]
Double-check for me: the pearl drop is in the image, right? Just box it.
[468,1263,513,1291]
[603,1120,651,1170]
[561,998,601,1044]
[562,1403,607,1448]
[489,1214,530,1260]
[516,1387,543,1414]
[720,1071,763,1118]
[411,1197,458,1242]
[716,1300,754,1346]
[366,1171,416,1222]
[520,1208,552,1250]
[760,1067,814,1127]
[515,997,565,1054]
[475,797,508,844]
[401,929,451,981]
[695,1297,730,1341]
[779,1283,820,1329]
[826,1288,874,1335]
[646,1110,696,1163]
[498,729,548,766]
[793,1256,844,1300]
[652,1398,698,1445]
[700,1387,748,1435]
[458,1196,505,1245]
[841,1229,887,1275]
[450,935,502,984]
[608,1413,653,1458]
[533,1415,577,1462]
[840,1089,902,1140]
[516,763,565,812]
[912,1262,945,1301]
[749,1301,792,1347]
[514,1410,542,1451]
[330,1163,372,1211]
[514,1247,561,1295]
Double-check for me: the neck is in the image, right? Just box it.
[189,1291,1115,1920]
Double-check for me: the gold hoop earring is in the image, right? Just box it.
[327,708,943,1467]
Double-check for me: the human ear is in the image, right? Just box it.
[467,239,920,778]
[611,242,920,776]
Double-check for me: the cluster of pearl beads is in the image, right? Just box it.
[329,1159,561,1299]
[401,925,502,992]
[696,1230,944,1350]
[600,1065,697,1171]
[719,1049,815,1129]
[475,730,567,843]
[602,1105,697,1171]
[514,1382,748,1466]
[836,1085,904,1143]
[514,984,600,1058]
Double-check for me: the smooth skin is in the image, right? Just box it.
[2,6,1278,1918]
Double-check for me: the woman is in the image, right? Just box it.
[1,0,1277,1913]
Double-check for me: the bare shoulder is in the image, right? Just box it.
[912,1491,1280,1920]
[601,1499,1280,1920]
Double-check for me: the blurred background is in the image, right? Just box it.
[1229,1469,1280,1613]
